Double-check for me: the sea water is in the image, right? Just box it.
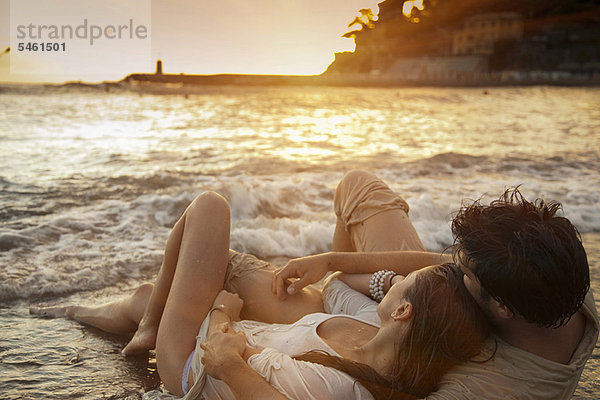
[0,84,598,398]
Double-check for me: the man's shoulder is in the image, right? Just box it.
[428,348,575,400]
[569,289,600,369]
[425,341,527,400]
[570,289,599,367]
[427,289,599,400]
[582,289,599,327]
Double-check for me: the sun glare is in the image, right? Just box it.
[402,0,424,17]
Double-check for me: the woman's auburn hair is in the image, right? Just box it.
[295,263,490,399]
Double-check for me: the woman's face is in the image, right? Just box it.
[377,266,434,322]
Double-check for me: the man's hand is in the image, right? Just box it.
[272,253,330,300]
[201,324,289,400]
[201,323,247,381]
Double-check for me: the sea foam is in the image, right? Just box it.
[2,168,599,301]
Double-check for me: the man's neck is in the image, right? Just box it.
[496,311,586,364]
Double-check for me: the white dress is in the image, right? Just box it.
[179,278,381,400]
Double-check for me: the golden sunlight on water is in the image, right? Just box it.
[403,0,425,18]
[2,86,598,186]
[278,146,338,162]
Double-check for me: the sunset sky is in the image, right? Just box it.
[0,0,382,83]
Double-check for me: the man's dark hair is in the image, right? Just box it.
[451,187,589,328]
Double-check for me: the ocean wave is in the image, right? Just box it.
[1,167,598,302]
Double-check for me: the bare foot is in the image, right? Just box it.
[30,304,72,318]
[122,325,157,356]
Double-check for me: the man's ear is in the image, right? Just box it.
[391,303,413,321]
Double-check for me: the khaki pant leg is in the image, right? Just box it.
[334,170,425,252]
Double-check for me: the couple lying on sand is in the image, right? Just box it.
[32,170,598,400]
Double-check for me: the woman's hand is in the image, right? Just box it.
[212,290,244,321]
[272,253,331,300]
[201,323,247,381]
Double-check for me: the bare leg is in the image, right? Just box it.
[32,191,231,358]
[121,207,189,355]
[30,283,153,335]
[155,191,231,396]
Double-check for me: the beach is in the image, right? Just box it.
[0,84,599,399]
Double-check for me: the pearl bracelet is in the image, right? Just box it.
[369,269,396,302]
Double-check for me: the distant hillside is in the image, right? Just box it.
[327,0,600,75]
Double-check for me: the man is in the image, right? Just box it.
[274,169,598,399]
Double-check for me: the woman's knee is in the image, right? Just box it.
[133,282,154,300]
[125,283,154,323]
[187,191,230,222]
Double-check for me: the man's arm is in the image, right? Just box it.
[333,272,403,297]
[273,250,451,299]
[211,355,290,400]
[201,324,289,400]
[327,251,450,274]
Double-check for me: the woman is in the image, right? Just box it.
[31,171,489,398]
[195,261,488,400]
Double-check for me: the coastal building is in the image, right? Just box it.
[452,12,523,55]
[325,3,598,85]
[385,55,488,82]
